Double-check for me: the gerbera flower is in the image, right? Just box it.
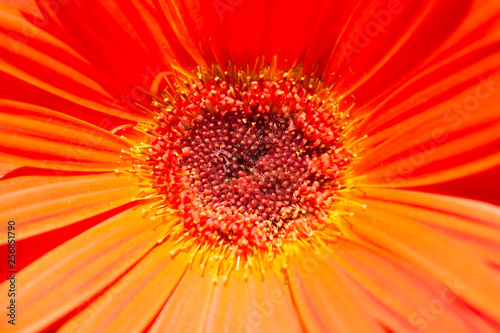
[1,0,500,332]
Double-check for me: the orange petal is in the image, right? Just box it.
[203,270,303,333]
[1,0,41,17]
[326,239,497,332]
[0,100,132,171]
[349,188,500,265]
[343,188,500,325]
[286,249,385,333]
[0,161,17,179]
[149,262,217,333]
[0,207,167,332]
[57,244,190,332]
[0,172,139,243]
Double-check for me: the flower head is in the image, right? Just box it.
[129,61,360,261]
[1,0,500,332]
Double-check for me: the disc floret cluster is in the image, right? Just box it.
[130,61,359,259]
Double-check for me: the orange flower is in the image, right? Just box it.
[1,0,500,332]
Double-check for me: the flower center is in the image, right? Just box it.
[130,61,360,260]
[180,111,326,250]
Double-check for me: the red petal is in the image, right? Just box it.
[331,0,500,103]
[34,0,175,92]
[0,3,153,126]
[154,0,406,75]
[354,63,500,187]
[411,165,500,205]
[346,1,500,187]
